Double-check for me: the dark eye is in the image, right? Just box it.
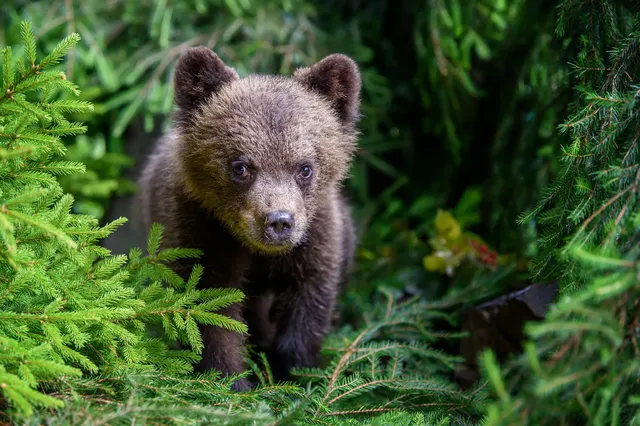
[232,162,250,178]
[299,165,313,179]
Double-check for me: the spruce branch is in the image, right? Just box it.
[0,22,263,421]
[481,7,640,421]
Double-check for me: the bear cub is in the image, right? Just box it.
[136,46,361,390]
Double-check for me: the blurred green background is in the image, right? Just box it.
[0,0,570,301]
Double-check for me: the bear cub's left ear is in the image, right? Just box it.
[294,54,361,129]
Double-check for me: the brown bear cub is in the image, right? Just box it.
[136,46,361,390]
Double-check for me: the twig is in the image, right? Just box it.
[320,402,464,417]
[137,35,209,102]
[316,327,369,416]
[603,166,640,245]
[64,0,75,80]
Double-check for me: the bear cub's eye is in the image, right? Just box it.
[232,162,250,179]
[299,165,313,179]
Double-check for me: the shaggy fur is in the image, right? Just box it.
[136,47,361,390]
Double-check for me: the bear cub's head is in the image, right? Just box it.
[172,47,361,254]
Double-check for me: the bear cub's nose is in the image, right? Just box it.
[264,211,295,241]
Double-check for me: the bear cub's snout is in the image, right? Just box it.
[263,210,295,242]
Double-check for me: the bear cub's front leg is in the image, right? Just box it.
[199,311,253,392]
[259,268,338,383]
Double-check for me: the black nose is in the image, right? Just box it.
[264,211,295,240]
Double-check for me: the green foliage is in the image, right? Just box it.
[413,0,523,163]
[321,0,567,259]
[0,23,261,421]
[299,291,485,423]
[481,246,640,425]
[479,1,640,424]
[519,1,640,291]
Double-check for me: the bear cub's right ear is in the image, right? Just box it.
[173,46,239,112]
[293,54,361,130]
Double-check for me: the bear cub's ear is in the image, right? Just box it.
[294,54,361,128]
[174,46,239,112]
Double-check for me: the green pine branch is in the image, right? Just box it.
[0,21,261,422]
[519,3,640,290]
[481,3,640,424]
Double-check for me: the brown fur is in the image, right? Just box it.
[136,47,361,390]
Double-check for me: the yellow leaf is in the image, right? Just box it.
[423,254,447,273]
[359,249,376,260]
[434,210,462,241]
